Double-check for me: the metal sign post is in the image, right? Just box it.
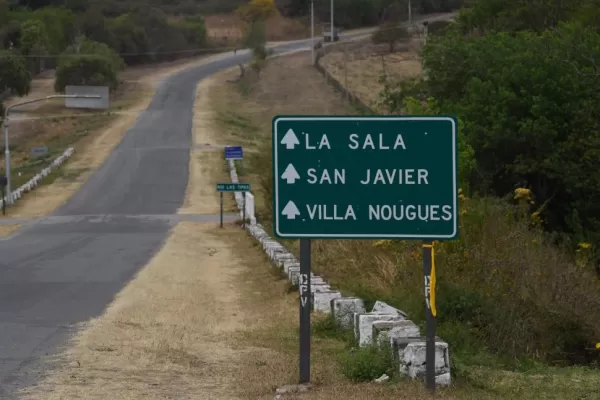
[299,239,311,384]
[242,191,246,229]
[271,115,458,390]
[216,183,251,227]
[423,241,437,393]
[220,192,224,228]
[0,175,6,216]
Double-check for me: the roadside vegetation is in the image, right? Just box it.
[211,1,600,396]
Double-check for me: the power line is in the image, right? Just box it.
[16,45,247,58]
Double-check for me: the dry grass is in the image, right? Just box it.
[321,38,424,110]
[178,74,238,215]
[18,222,254,400]
[205,13,309,43]
[208,50,600,399]
[1,52,238,219]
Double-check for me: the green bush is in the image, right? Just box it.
[62,37,125,71]
[339,342,395,382]
[419,22,600,256]
[54,54,118,92]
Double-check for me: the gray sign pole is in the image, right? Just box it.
[242,192,246,229]
[3,120,11,205]
[220,192,224,228]
[299,239,311,384]
[422,240,436,393]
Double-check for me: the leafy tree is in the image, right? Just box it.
[20,19,49,55]
[108,14,148,64]
[455,0,586,34]
[61,36,124,71]
[78,7,114,46]
[54,54,117,92]
[237,0,278,23]
[0,51,31,116]
[0,0,9,26]
[172,16,208,48]
[30,7,75,53]
[419,22,600,255]
[372,23,410,53]
[0,20,22,49]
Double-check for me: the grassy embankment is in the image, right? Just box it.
[209,50,600,399]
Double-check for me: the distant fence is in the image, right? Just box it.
[314,42,373,114]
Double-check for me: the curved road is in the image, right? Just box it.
[0,17,453,396]
[0,38,325,397]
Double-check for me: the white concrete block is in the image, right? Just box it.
[310,277,325,285]
[355,314,404,347]
[312,291,342,313]
[283,261,300,274]
[436,372,451,386]
[372,300,408,318]
[262,240,279,248]
[373,320,420,347]
[332,298,365,329]
[310,283,331,293]
[395,338,450,379]
[275,253,296,268]
[288,266,301,285]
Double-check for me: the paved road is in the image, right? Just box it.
[0,16,454,397]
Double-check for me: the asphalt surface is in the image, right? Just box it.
[0,38,324,398]
[0,17,454,397]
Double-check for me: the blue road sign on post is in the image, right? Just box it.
[224,146,243,160]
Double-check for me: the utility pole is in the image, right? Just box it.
[408,0,412,24]
[2,94,102,205]
[331,0,334,42]
[311,0,315,65]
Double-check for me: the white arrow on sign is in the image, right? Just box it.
[282,200,300,220]
[281,129,300,150]
[281,163,300,184]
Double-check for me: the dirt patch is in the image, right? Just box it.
[205,13,309,43]
[178,74,238,215]
[206,50,600,400]
[321,37,424,110]
[0,224,20,237]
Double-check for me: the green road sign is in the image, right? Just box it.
[272,116,458,239]
[216,183,251,192]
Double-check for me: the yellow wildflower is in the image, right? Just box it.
[514,187,532,201]
[578,242,592,250]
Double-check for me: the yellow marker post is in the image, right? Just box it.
[422,241,437,393]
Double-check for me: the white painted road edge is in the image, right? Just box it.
[0,147,75,209]
[227,158,452,385]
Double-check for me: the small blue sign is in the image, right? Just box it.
[224,146,243,160]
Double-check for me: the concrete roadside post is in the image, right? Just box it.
[0,174,6,215]
[272,115,458,392]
